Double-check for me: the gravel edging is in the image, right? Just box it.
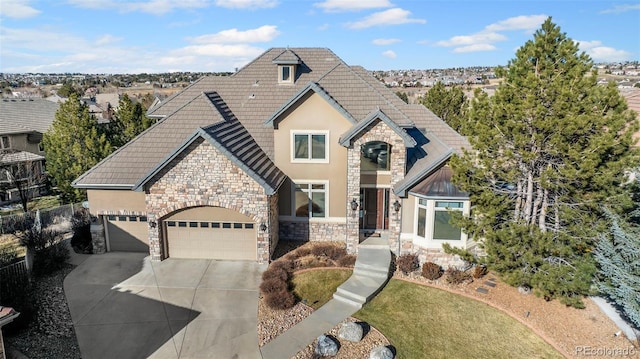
[4,264,81,359]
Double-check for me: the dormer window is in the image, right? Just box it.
[279,65,294,84]
[272,48,301,85]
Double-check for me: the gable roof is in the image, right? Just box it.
[264,81,357,128]
[0,98,59,135]
[339,108,416,147]
[133,92,285,195]
[272,48,301,65]
[76,48,469,190]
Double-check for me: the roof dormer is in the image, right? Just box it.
[272,48,301,85]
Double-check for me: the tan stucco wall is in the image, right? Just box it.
[166,206,253,222]
[87,190,147,215]
[360,173,392,186]
[401,195,416,233]
[273,92,353,217]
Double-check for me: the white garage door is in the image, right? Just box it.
[106,215,149,252]
[166,220,257,260]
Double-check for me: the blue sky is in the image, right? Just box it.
[1,0,639,73]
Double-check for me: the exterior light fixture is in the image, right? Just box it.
[148,220,157,229]
[393,200,401,213]
[260,223,267,232]
[350,198,359,211]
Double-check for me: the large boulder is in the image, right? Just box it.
[370,346,394,359]
[315,335,339,357]
[338,322,364,342]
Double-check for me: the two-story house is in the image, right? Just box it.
[73,48,474,266]
[0,98,59,204]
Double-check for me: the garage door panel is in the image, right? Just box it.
[107,217,149,252]
[166,220,256,261]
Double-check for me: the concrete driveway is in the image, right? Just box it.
[64,252,265,359]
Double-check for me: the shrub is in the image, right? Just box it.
[270,259,295,273]
[293,246,312,258]
[421,262,443,280]
[0,244,19,267]
[70,208,92,254]
[473,265,488,279]
[396,253,420,274]
[445,267,472,285]
[336,254,356,267]
[260,278,287,294]
[265,289,296,310]
[262,266,289,282]
[311,243,346,260]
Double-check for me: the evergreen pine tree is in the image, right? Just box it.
[450,18,640,307]
[108,94,154,147]
[43,93,113,202]
[421,82,468,133]
[594,174,640,329]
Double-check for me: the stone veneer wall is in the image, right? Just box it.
[346,119,407,254]
[144,139,275,263]
[412,246,467,270]
[279,221,347,243]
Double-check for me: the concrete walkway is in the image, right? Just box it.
[260,237,391,359]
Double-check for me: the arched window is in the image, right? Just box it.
[360,141,390,171]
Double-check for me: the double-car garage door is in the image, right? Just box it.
[164,206,257,261]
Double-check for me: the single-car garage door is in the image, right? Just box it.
[106,215,150,252]
[164,207,257,261]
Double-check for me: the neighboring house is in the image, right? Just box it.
[0,98,58,203]
[73,48,473,266]
[620,87,640,148]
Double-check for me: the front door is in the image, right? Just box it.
[361,188,389,230]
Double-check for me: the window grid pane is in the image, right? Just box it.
[417,207,426,237]
[433,211,462,240]
[311,134,325,159]
[311,191,325,218]
[294,134,309,159]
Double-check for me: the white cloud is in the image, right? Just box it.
[317,23,330,31]
[436,32,506,47]
[0,25,265,73]
[314,0,391,12]
[0,0,40,18]
[577,40,632,62]
[67,0,211,15]
[600,4,640,14]
[484,15,547,32]
[372,38,401,45]
[382,50,397,59]
[214,0,278,9]
[453,44,497,53]
[189,25,280,44]
[96,34,123,46]
[347,8,426,29]
[435,14,546,54]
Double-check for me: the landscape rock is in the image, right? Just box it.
[518,285,532,295]
[370,345,394,359]
[338,321,364,342]
[314,335,339,357]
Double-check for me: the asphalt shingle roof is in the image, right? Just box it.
[0,98,59,135]
[76,48,469,192]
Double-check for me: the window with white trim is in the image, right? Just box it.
[294,182,327,218]
[433,201,463,240]
[279,65,294,84]
[292,131,328,162]
[416,198,463,240]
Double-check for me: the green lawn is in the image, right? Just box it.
[292,269,563,359]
